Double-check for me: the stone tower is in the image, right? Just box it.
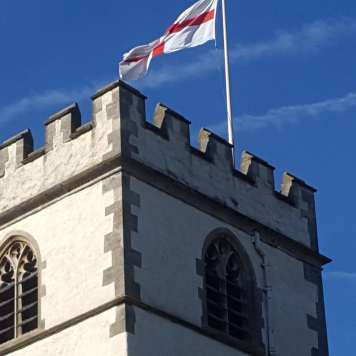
[0,81,330,355]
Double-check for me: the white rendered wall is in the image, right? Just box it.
[0,177,117,330]
[126,98,314,248]
[11,307,127,356]
[0,89,117,213]
[129,177,319,356]
[0,82,326,355]
[127,307,249,356]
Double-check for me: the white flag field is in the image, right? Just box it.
[119,0,218,81]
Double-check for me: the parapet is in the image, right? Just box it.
[0,80,322,255]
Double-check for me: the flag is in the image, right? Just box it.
[119,0,218,81]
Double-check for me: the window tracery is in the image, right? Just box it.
[204,237,251,341]
[0,240,38,344]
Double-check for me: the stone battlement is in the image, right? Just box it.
[0,80,322,256]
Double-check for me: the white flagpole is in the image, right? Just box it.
[221,0,235,163]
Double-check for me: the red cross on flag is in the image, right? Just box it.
[119,0,218,81]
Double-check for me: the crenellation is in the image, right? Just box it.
[45,103,81,127]
[23,147,46,164]
[281,172,319,250]
[91,80,146,102]
[0,146,9,178]
[45,103,82,149]
[281,172,317,212]
[0,77,329,356]
[0,83,121,215]
[282,172,317,196]
[199,129,234,170]
[0,80,319,249]
[45,103,82,143]
[114,81,318,248]
[153,103,191,145]
[17,129,34,161]
[0,129,34,174]
[240,150,275,190]
[70,122,94,140]
[44,118,57,151]
[117,85,144,160]
[0,129,33,152]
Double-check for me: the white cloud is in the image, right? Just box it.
[140,18,356,88]
[1,18,356,124]
[205,91,356,135]
[326,271,356,282]
[231,17,356,61]
[237,92,356,130]
[0,83,102,124]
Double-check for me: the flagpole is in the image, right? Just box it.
[221,0,235,163]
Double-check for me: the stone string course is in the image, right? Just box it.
[0,79,330,356]
[0,80,320,252]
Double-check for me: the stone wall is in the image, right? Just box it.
[0,83,127,353]
[0,80,330,355]
[124,176,322,356]
[0,81,323,251]
[127,306,249,356]
[10,307,127,356]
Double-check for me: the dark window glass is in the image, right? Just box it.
[0,241,38,344]
[205,238,250,341]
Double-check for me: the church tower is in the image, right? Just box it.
[0,81,330,355]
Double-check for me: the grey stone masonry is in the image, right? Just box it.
[0,79,331,356]
[0,80,329,259]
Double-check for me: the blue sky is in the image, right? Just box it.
[0,0,355,353]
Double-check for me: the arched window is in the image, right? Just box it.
[203,234,258,344]
[0,240,38,344]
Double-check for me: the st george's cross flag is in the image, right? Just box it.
[119,0,218,81]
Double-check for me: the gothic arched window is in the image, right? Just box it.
[204,235,258,344]
[0,240,38,345]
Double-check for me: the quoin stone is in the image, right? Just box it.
[0,81,330,355]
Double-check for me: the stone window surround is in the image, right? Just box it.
[0,231,45,351]
[199,228,265,356]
